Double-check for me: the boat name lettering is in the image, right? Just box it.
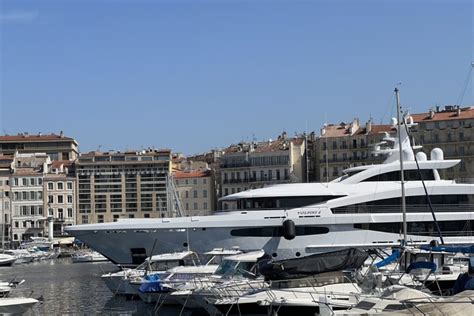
[297,210,321,216]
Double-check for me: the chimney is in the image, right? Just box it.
[365,119,372,134]
[60,130,64,138]
[456,106,461,117]
[429,109,435,119]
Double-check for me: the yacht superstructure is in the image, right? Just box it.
[65,116,474,266]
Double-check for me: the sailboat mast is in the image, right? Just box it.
[395,87,408,244]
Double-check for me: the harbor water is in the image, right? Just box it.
[0,258,191,315]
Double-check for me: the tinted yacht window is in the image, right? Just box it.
[362,170,434,182]
[236,195,345,210]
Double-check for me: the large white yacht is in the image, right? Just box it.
[65,117,474,266]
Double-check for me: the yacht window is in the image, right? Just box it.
[232,195,345,210]
[354,301,376,311]
[333,194,472,214]
[354,220,474,237]
[362,170,434,182]
[230,226,329,237]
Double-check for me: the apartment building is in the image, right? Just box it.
[10,153,49,245]
[174,170,215,216]
[44,160,76,237]
[411,106,474,182]
[75,149,172,224]
[220,132,306,200]
[0,156,12,247]
[312,106,474,182]
[0,132,79,161]
[315,119,394,181]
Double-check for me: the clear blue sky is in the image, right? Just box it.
[1,0,473,155]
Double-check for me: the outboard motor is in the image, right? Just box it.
[282,219,296,240]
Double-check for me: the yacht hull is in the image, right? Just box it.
[65,210,474,267]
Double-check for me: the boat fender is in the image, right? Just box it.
[282,220,296,240]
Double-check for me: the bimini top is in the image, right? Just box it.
[223,250,265,262]
[147,251,197,262]
[203,248,243,256]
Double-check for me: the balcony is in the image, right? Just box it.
[220,162,250,169]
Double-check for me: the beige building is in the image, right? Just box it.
[174,170,215,216]
[312,106,474,183]
[0,132,79,161]
[0,156,13,247]
[220,132,306,200]
[75,149,172,224]
[44,160,76,237]
[315,119,394,181]
[411,106,474,183]
[10,153,49,245]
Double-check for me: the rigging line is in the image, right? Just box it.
[380,93,396,125]
[456,64,473,106]
[403,121,444,245]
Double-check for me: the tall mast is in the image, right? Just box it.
[395,88,408,244]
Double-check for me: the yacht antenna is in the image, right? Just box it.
[395,87,408,244]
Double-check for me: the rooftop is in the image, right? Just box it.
[0,132,76,143]
[174,170,211,179]
[411,106,474,122]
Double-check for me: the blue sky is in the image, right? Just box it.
[0,0,472,155]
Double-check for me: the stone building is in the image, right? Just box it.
[0,132,79,161]
[0,155,13,248]
[219,132,306,200]
[311,106,474,183]
[44,160,76,237]
[174,169,215,216]
[314,119,394,181]
[411,106,474,183]
[10,153,49,245]
[75,149,172,224]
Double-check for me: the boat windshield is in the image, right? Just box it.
[137,259,194,271]
[214,260,256,278]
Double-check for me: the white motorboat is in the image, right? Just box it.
[0,254,16,267]
[66,114,474,267]
[135,248,243,303]
[214,275,361,316]
[333,285,474,315]
[101,250,200,297]
[4,250,34,264]
[71,250,108,263]
[0,297,38,314]
[170,250,266,313]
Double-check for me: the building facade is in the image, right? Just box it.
[75,150,172,224]
[411,106,474,183]
[315,119,393,182]
[10,153,49,245]
[44,161,76,237]
[174,170,215,216]
[0,156,12,248]
[0,132,79,161]
[219,133,306,202]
